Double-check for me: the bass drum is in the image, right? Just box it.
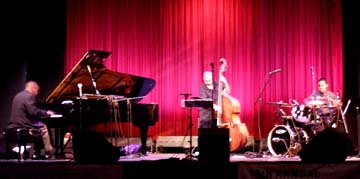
[267,125,309,156]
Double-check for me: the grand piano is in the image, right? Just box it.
[44,49,158,156]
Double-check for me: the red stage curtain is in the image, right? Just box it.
[65,0,343,140]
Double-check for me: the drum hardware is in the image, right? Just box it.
[267,125,309,157]
[271,137,289,155]
[278,108,286,116]
[271,136,301,157]
[288,126,305,157]
[288,142,302,157]
[291,99,300,106]
[280,115,293,126]
[272,104,303,133]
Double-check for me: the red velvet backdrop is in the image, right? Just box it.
[65,0,343,141]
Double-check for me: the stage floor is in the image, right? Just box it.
[2,152,360,163]
[1,152,360,179]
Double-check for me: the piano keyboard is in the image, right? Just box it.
[50,114,63,118]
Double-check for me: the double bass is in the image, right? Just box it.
[216,59,249,152]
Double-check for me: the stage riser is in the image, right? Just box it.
[155,135,260,153]
[0,161,359,179]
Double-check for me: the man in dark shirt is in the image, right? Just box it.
[7,81,55,158]
[198,71,230,128]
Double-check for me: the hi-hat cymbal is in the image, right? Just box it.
[303,96,329,106]
[266,101,293,107]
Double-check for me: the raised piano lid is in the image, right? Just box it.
[45,49,156,104]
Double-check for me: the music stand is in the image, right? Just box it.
[180,94,194,159]
[181,97,213,160]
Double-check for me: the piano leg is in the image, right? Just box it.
[139,126,148,155]
[51,127,65,158]
[58,128,66,157]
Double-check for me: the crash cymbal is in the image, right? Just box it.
[303,96,329,106]
[266,101,293,107]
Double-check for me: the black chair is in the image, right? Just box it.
[2,128,42,162]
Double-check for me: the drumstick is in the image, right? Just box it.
[340,99,351,134]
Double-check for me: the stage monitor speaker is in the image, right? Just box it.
[198,128,229,163]
[298,127,352,163]
[72,130,122,163]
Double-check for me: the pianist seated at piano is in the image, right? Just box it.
[6,81,56,159]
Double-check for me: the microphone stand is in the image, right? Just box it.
[254,73,274,156]
[210,62,216,128]
[77,83,84,130]
[356,106,360,156]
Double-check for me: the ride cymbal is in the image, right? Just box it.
[303,96,329,106]
[266,101,293,107]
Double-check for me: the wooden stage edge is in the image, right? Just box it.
[0,153,360,179]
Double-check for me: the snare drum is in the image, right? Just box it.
[267,125,309,156]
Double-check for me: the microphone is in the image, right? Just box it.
[268,68,282,75]
[77,83,83,97]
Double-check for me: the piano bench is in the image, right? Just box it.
[2,128,42,162]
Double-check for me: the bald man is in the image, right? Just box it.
[7,81,55,159]
[198,71,230,128]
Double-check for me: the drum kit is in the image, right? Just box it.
[266,97,344,157]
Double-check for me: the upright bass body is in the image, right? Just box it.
[219,94,249,152]
[216,58,249,152]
